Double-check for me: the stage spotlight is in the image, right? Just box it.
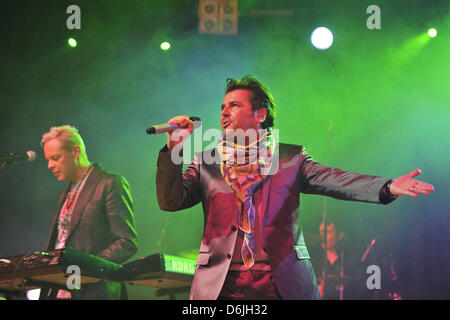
[311,27,333,50]
[67,37,77,48]
[160,41,171,51]
[428,28,437,38]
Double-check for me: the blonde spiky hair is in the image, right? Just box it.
[41,125,86,155]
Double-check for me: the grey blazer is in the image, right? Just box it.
[156,143,391,300]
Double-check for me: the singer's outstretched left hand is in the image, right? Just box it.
[389,169,434,198]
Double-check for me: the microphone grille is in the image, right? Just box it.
[26,150,36,162]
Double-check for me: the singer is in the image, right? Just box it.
[39,125,138,300]
[155,75,434,300]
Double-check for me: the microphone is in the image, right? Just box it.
[0,151,36,163]
[146,116,201,135]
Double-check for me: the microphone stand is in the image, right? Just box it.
[322,199,328,299]
[157,215,170,253]
[321,120,335,299]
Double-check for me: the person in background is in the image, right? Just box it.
[317,220,346,300]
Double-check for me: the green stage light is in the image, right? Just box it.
[68,37,77,48]
[427,28,437,38]
[160,41,171,51]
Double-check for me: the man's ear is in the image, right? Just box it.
[72,145,81,159]
[255,108,267,123]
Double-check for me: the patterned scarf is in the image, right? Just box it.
[217,129,274,268]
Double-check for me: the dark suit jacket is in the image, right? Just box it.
[156,143,391,300]
[41,163,138,300]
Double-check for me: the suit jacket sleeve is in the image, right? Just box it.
[96,175,138,263]
[156,146,202,211]
[299,147,391,203]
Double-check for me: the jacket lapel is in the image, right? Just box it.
[261,140,280,231]
[261,176,273,236]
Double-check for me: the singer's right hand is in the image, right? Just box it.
[166,115,194,152]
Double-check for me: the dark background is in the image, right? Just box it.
[0,0,448,299]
